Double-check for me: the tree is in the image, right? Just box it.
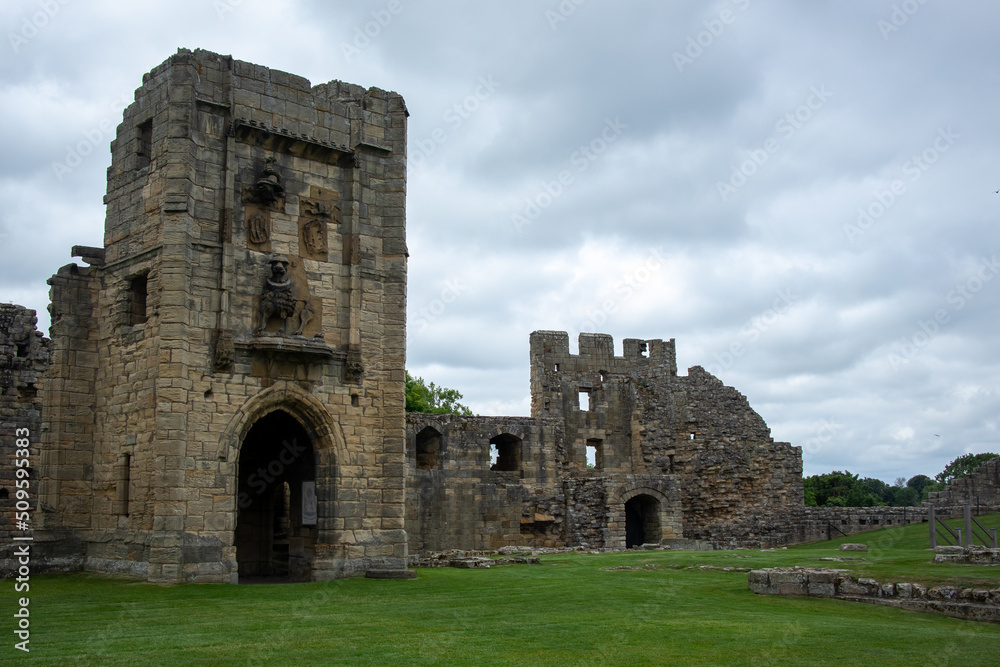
[858,477,892,505]
[891,486,919,507]
[906,474,935,496]
[803,471,860,507]
[405,372,473,416]
[934,453,999,485]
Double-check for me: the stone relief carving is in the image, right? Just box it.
[302,219,327,255]
[213,329,234,372]
[299,199,334,259]
[243,157,285,206]
[246,212,270,245]
[255,256,314,336]
[345,349,363,383]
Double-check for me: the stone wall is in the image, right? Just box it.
[0,306,49,575]
[925,456,1000,510]
[405,331,795,554]
[749,567,1000,623]
[696,506,930,549]
[405,414,561,553]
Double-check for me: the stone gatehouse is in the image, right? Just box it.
[3,49,409,583]
[4,49,932,584]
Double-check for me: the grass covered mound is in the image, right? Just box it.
[21,515,1000,665]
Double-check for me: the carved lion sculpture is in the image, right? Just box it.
[256,256,298,335]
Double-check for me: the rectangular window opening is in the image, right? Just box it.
[116,453,131,516]
[579,388,591,411]
[128,274,149,325]
[586,438,603,471]
[137,119,152,168]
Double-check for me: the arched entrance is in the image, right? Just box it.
[235,410,317,581]
[625,494,660,548]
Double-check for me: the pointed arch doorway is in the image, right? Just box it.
[235,410,317,582]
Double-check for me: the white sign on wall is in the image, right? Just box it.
[302,481,317,526]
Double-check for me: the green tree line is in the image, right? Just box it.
[804,452,998,507]
[405,372,473,415]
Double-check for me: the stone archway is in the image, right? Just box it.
[223,381,347,582]
[624,494,660,548]
[235,410,317,581]
[605,483,678,550]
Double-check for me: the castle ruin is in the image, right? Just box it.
[3,50,975,583]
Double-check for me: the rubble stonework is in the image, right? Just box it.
[925,456,1000,510]
[0,306,49,574]
[406,331,799,552]
[15,49,409,582]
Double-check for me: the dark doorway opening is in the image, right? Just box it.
[625,494,660,548]
[235,411,316,582]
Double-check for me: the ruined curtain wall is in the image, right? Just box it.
[0,306,50,574]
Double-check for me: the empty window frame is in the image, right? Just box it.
[489,433,521,472]
[137,119,152,167]
[115,453,131,516]
[586,438,603,470]
[415,427,442,470]
[127,274,149,325]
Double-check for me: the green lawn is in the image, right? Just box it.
[13,515,1000,665]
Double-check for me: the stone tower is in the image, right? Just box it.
[37,49,409,582]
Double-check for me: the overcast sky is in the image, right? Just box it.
[2,0,998,483]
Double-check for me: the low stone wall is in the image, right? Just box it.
[932,546,1000,565]
[698,506,931,549]
[749,567,1000,623]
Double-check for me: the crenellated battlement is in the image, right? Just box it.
[529,330,677,375]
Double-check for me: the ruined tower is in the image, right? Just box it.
[37,49,409,582]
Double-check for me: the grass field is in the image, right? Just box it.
[12,514,1000,665]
